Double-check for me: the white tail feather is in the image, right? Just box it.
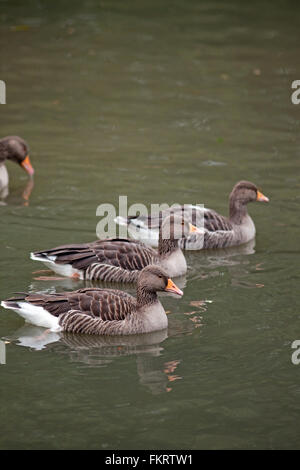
[114,216,129,226]
[30,253,83,279]
[1,301,61,332]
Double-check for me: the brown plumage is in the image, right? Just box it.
[1,266,183,336]
[118,180,269,250]
[31,215,199,281]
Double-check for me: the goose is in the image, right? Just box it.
[0,136,34,196]
[30,215,200,281]
[1,265,183,335]
[115,181,269,250]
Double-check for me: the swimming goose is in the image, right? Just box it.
[0,136,34,196]
[30,215,200,281]
[115,181,269,250]
[1,265,183,335]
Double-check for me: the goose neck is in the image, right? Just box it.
[158,236,178,257]
[229,198,249,224]
[136,285,158,308]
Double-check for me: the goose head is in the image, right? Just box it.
[137,265,183,305]
[158,214,200,256]
[230,181,269,205]
[229,180,269,221]
[161,214,200,240]
[0,136,34,176]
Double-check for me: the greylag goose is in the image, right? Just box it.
[30,215,200,281]
[0,136,34,196]
[115,181,269,250]
[1,265,183,335]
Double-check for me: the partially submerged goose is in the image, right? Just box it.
[116,181,269,250]
[30,215,200,281]
[0,136,34,197]
[1,265,183,335]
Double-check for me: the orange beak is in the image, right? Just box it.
[165,279,183,297]
[21,155,34,177]
[257,190,269,202]
[189,223,201,233]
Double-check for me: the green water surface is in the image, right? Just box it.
[0,0,300,450]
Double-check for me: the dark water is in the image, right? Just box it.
[0,0,300,450]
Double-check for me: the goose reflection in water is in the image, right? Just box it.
[186,238,266,289]
[7,325,183,395]
[0,176,35,206]
[186,238,256,280]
